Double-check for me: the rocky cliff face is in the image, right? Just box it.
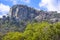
[9,5,40,21]
[9,4,59,22]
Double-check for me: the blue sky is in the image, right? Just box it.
[0,0,59,18]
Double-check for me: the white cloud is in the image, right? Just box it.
[21,0,30,3]
[0,3,10,18]
[39,0,59,13]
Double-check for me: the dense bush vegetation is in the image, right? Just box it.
[1,22,60,40]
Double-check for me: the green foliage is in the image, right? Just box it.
[2,22,60,40]
[23,22,60,40]
[2,32,24,40]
